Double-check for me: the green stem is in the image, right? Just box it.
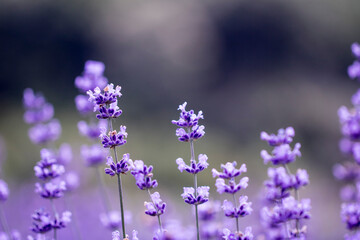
[0,204,12,240]
[189,137,200,240]
[147,189,163,233]
[232,192,239,233]
[116,173,126,239]
[50,199,58,240]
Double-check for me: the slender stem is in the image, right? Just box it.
[189,137,200,240]
[283,164,300,237]
[64,195,83,240]
[0,204,12,240]
[232,192,239,233]
[116,173,126,239]
[147,189,163,233]
[50,199,58,240]
[95,167,111,212]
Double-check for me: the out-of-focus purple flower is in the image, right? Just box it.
[100,126,127,148]
[222,196,252,218]
[105,154,133,176]
[131,160,158,190]
[341,202,360,230]
[144,192,166,216]
[75,94,94,115]
[212,162,247,179]
[333,162,360,181]
[31,209,52,234]
[222,227,253,240]
[100,211,121,230]
[261,127,295,146]
[57,143,72,165]
[352,89,360,107]
[181,186,209,205]
[35,181,66,199]
[351,42,360,59]
[340,185,357,202]
[348,61,360,80]
[75,60,107,93]
[215,177,248,195]
[87,84,122,107]
[112,230,138,240]
[338,106,360,140]
[201,222,222,239]
[52,211,72,229]
[0,180,9,201]
[176,154,209,174]
[34,149,65,180]
[78,120,107,140]
[28,120,61,145]
[23,88,45,109]
[24,102,54,125]
[340,138,354,155]
[261,143,301,165]
[345,231,360,240]
[64,172,80,192]
[198,200,221,221]
[81,144,107,167]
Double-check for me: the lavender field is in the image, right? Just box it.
[1,0,360,239]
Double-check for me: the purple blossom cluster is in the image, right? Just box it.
[172,102,209,240]
[335,43,360,239]
[260,127,310,239]
[23,89,61,145]
[212,161,253,239]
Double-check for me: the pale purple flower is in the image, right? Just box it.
[87,84,122,107]
[24,102,54,125]
[260,127,295,146]
[78,120,107,140]
[100,126,127,148]
[105,154,133,176]
[23,88,45,109]
[101,211,132,230]
[31,209,52,233]
[345,231,360,240]
[0,180,9,201]
[172,102,204,128]
[198,200,221,221]
[351,42,360,59]
[339,138,354,155]
[131,160,158,190]
[112,230,138,240]
[212,161,247,179]
[52,211,72,229]
[260,143,301,165]
[28,119,61,145]
[75,94,94,115]
[222,196,252,218]
[348,61,360,80]
[144,192,166,216]
[96,101,122,119]
[215,177,248,194]
[57,143,73,165]
[176,154,209,174]
[222,227,253,240]
[351,89,360,106]
[35,181,66,199]
[338,106,360,140]
[75,60,108,93]
[181,186,209,205]
[34,149,65,180]
[64,172,80,192]
[81,144,107,166]
[175,125,205,142]
[341,202,360,230]
[333,162,360,181]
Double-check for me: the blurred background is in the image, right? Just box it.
[1,0,360,239]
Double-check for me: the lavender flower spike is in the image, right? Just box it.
[131,160,158,190]
[176,154,209,174]
[112,230,138,240]
[0,180,9,201]
[260,143,301,165]
[100,126,128,148]
[181,186,209,205]
[212,161,247,179]
[222,196,252,218]
[260,127,295,146]
[105,155,133,176]
[144,192,166,216]
[223,227,253,240]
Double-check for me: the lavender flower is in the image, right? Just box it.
[28,119,61,145]
[215,177,249,195]
[222,196,252,218]
[222,227,253,240]
[212,161,247,179]
[34,149,65,180]
[75,60,108,93]
[100,126,128,148]
[144,192,166,216]
[0,180,9,202]
[64,172,80,192]
[131,160,158,190]
[341,202,360,230]
[198,200,221,221]
[23,88,54,124]
[87,84,122,108]
[35,181,66,199]
[260,127,310,239]
[81,144,107,167]
[100,211,122,230]
[112,230,138,240]
[181,187,209,205]
[176,154,209,174]
[75,94,94,115]
[105,155,133,176]
[31,209,52,234]
[78,120,107,140]
[52,211,72,229]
